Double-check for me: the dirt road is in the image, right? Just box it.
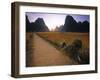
[28,33,78,67]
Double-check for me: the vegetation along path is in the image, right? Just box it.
[29,33,78,67]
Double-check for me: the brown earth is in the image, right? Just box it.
[27,33,78,67]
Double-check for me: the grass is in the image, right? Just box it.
[36,32,89,48]
[36,32,89,64]
[26,32,34,67]
[26,32,89,65]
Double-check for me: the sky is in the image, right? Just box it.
[26,12,89,31]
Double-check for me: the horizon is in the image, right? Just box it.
[26,12,89,31]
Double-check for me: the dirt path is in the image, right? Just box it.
[29,33,78,67]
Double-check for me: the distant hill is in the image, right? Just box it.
[55,15,89,32]
[26,16,49,32]
[62,15,78,32]
[26,15,89,32]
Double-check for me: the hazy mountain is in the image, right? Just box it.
[26,15,89,32]
[26,16,49,32]
[81,21,89,32]
[54,25,64,32]
[62,15,78,32]
[59,15,89,32]
[26,15,32,32]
